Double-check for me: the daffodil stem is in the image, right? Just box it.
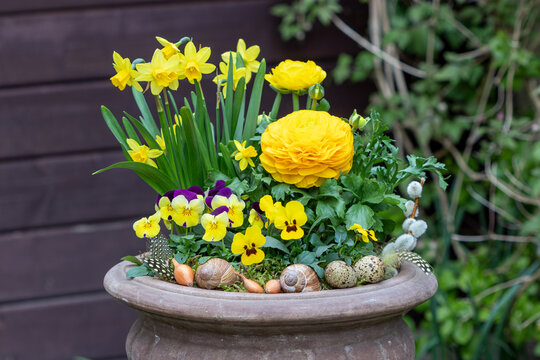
[197,81,205,100]
[292,93,299,112]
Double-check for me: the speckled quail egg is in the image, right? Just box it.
[353,255,385,284]
[324,261,357,289]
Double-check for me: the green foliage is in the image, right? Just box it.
[272,0,540,358]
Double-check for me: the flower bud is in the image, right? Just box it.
[308,83,325,100]
[257,113,270,125]
[402,218,416,233]
[409,220,427,238]
[348,110,367,130]
[404,200,416,217]
[407,181,423,199]
[395,234,417,252]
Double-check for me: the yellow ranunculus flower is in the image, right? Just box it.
[260,110,354,188]
[265,60,326,92]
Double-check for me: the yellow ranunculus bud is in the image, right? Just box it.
[308,83,325,100]
[265,60,326,92]
[260,110,354,188]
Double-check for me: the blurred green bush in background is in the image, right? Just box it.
[272,0,540,358]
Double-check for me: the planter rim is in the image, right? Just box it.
[104,260,437,326]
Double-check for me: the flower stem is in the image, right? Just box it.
[269,92,282,120]
[292,93,299,112]
[311,98,317,110]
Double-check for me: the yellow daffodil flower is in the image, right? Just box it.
[155,134,166,152]
[349,224,378,243]
[177,42,216,84]
[156,36,180,59]
[110,52,143,92]
[136,49,181,95]
[126,138,163,168]
[171,194,205,227]
[213,61,250,96]
[201,211,229,242]
[274,201,307,240]
[232,140,257,171]
[133,211,161,238]
[211,194,246,227]
[259,195,284,225]
[231,226,266,265]
[222,39,261,74]
[248,209,264,229]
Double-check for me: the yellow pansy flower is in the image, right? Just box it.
[110,52,143,92]
[136,49,180,95]
[211,194,246,228]
[156,36,180,60]
[259,195,284,225]
[133,211,161,238]
[222,39,261,74]
[349,224,378,243]
[274,201,307,240]
[265,60,326,92]
[177,42,216,84]
[232,140,257,171]
[171,191,205,227]
[231,226,266,266]
[248,209,264,229]
[126,138,163,168]
[201,209,229,242]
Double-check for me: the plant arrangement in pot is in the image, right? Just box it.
[98,36,446,359]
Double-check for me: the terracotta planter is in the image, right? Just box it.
[104,260,437,359]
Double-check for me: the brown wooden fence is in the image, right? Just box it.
[0,1,370,359]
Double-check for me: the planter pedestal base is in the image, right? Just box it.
[104,261,437,360]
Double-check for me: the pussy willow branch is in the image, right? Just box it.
[452,234,537,243]
[466,185,521,225]
[331,14,426,78]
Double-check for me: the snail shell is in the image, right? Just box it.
[353,255,385,284]
[280,264,321,293]
[324,260,357,289]
[195,258,237,289]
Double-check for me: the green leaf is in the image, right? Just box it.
[121,256,142,266]
[262,236,290,254]
[271,183,290,201]
[92,161,175,194]
[316,200,336,219]
[345,204,375,229]
[101,106,128,150]
[319,178,341,199]
[132,87,159,137]
[243,59,266,141]
[315,244,333,258]
[295,251,317,265]
[174,253,189,265]
[126,265,149,278]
